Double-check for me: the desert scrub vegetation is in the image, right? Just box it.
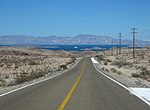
[59,65,68,70]
[66,57,76,65]
[95,47,150,87]
[131,73,140,78]
[104,61,108,65]
[132,66,150,81]
[110,68,117,73]
[15,70,46,84]
[95,55,105,61]
[95,55,112,65]
[140,68,150,80]
[111,60,133,68]
[0,47,75,86]
[117,70,122,75]
[101,67,105,71]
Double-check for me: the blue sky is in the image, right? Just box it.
[0,0,150,40]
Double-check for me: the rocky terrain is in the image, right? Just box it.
[95,47,150,87]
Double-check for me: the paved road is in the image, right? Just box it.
[0,58,149,110]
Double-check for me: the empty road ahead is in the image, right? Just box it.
[0,58,149,110]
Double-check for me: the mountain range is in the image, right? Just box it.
[0,34,150,46]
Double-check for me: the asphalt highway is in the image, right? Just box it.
[0,58,149,110]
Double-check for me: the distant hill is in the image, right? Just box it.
[0,34,150,46]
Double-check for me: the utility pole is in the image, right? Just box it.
[131,28,137,59]
[118,33,122,54]
[116,42,119,55]
[111,40,113,55]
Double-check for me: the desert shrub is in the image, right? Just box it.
[105,69,109,72]
[110,68,117,73]
[29,71,45,79]
[15,65,20,69]
[60,65,67,70]
[140,69,150,77]
[104,62,108,65]
[135,80,142,86]
[71,57,76,62]
[102,67,105,71]
[0,74,4,86]
[67,61,74,65]
[0,58,20,64]
[95,55,105,61]
[106,59,112,62]
[148,59,150,63]
[140,66,147,71]
[66,57,76,65]
[0,74,1,81]
[117,71,122,75]
[15,73,30,84]
[28,61,40,65]
[140,54,145,60]
[111,61,133,68]
[35,70,45,78]
[15,70,45,84]
[4,74,9,79]
[136,66,147,71]
[66,61,72,65]
[132,73,140,78]
[0,79,6,86]
[0,63,5,67]
[132,68,150,80]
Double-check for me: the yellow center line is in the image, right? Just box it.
[58,62,86,110]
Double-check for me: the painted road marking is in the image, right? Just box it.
[91,57,150,106]
[130,88,150,102]
[0,59,81,97]
[91,57,98,64]
[58,62,86,110]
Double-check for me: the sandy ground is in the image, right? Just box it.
[94,47,150,87]
[0,47,78,87]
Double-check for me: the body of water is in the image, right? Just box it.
[0,44,129,51]
[38,45,129,51]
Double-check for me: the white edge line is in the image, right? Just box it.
[0,59,81,97]
[91,57,150,106]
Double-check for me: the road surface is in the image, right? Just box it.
[0,58,149,110]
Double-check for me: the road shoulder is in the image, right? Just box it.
[91,57,150,106]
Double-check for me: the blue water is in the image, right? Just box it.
[38,45,128,51]
[0,44,129,51]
